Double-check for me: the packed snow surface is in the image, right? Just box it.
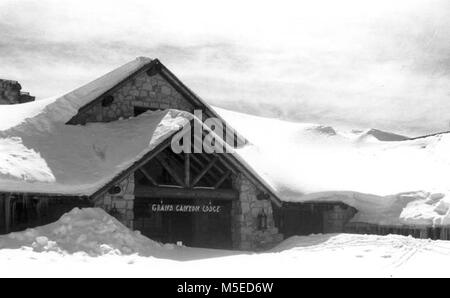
[0,208,450,277]
[216,108,450,227]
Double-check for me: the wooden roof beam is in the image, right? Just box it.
[135,186,238,201]
[191,156,218,187]
[156,155,185,187]
[214,171,232,189]
[138,168,159,186]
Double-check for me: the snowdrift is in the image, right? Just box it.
[0,57,191,195]
[0,109,190,195]
[2,230,449,277]
[0,208,167,256]
[215,107,450,227]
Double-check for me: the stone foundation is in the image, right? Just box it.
[231,174,283,250]
[94,175,135,229]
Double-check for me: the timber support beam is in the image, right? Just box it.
[134,186,238,201]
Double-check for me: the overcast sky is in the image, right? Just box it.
[0,0,449,136]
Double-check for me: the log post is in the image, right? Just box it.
[185,153,190,188]
[156,155,185,187]
[440,227,447,240]
[4,194,11,233]
[419,228,428,239]
[192,156,218,187]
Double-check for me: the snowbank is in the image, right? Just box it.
[3,232,450,277]
[215,107,450,227]
[0,208,166,256]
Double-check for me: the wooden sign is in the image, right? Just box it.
[151,203,222,213]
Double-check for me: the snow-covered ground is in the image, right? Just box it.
[1,208,450,278]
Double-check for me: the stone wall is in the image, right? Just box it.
[0,79,35,105]
[231,174,283,250]
[93,175,135,229]
[71,71,194,124]
[92,169,285,250]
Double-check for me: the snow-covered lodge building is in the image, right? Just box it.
[1,57,449,250]
[0,58,291,250]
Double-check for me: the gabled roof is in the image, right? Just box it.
[90,114,283,207]
[66,58,247,145]
[0,109,191,196]
[0,58,281,205]
[0,57,152,132]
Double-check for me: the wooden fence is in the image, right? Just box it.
[345,222,450,240]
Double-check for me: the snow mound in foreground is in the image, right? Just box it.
[0,208,166,256]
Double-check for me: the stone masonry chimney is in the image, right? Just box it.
[0,79,35,104]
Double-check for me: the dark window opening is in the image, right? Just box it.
[134,106,160,117]
[0,197,93,234]
[101,95,114,107]
[146,64,160,77]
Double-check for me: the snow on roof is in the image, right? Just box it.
[215,107,450,227]
[0,57,192,195]
[0,57,152,132]
[0,57,276,200]
[0,109,190,195]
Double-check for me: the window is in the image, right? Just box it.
[134,106,160,117]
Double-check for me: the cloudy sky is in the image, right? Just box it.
[0,0,449,136]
